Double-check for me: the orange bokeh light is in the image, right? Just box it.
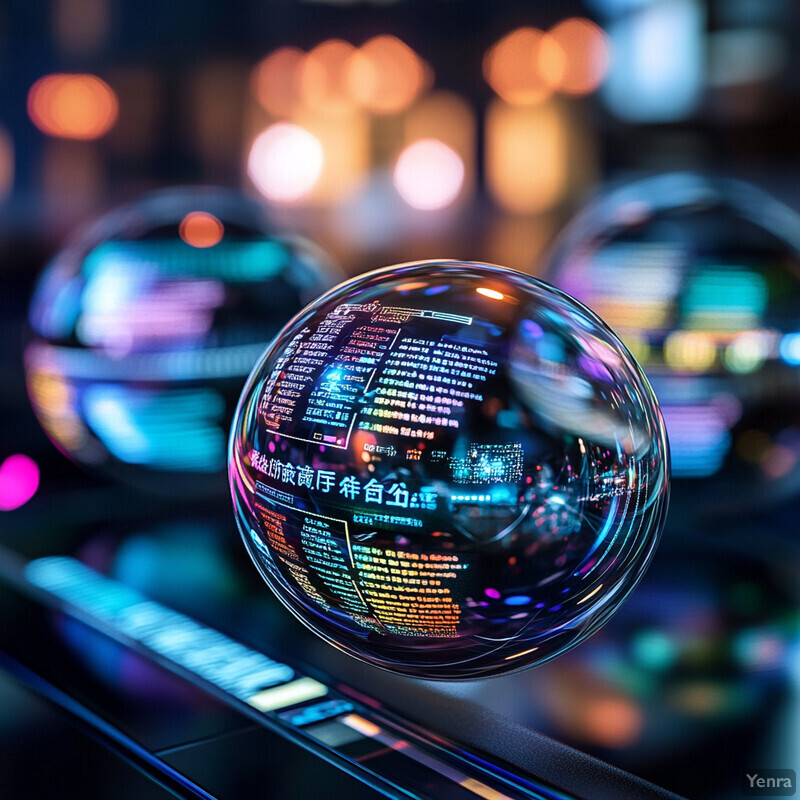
[483,28,553,106]
[347,35,428,114]
[582,697,643,748]
[28,74,118,140]
[541,18,610,95]
[252,46,306,118]
[179,211,225,248]
[299,39,357,113]
[485,98,570,214]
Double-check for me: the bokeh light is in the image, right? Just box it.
[393,139,465,210]
[403,92,476,209]
[292,106,370,205]
[247,123,324,204]
[178,211,225,248]
[28,73,118,140]
[0,454,40,512]
[483,28,552,106]
[581,696,643,748]
[485,99,570,214]
[299,40,358,114]
[252,47,306,118]
[541,18,611,95]
[347,35,428,114]
[602,0,703,123]
[663,331,717,372]
[229,261,669,679]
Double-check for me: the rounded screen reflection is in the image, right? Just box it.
[26,186,339,495]
[546,173,800,518]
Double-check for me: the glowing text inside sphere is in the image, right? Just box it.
[229,262,670,679]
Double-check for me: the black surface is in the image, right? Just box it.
[161,727,385,800]
[0,576,253,752]
[300,643,686,800]
[0,668,175,800]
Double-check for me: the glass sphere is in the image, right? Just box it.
[229,261,670,679]
[25,187,339,495]
[546,173,800,518]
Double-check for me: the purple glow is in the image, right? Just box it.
[521,319,544,338]
[0,454,40,511]
[577,353,611,382]
[484,587,501,599]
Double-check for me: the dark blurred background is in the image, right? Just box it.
[4,0,800,270]
[2,1,800,799]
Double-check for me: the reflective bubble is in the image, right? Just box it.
[26,187,340,495]
[229,261,669,679]
[546,173,800,517]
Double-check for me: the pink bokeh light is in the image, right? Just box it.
[0,454,41,511]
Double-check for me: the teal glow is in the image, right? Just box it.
[631,629,678,671]
[83,385,226,471]
[83,239,289,282]
[25,556,295,698]
[682,266,767,329]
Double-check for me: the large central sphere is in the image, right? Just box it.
[229,261,670,679]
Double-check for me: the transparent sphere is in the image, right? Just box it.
[229,261,670,679]
[25,187,339,495]
[546,173,800,518]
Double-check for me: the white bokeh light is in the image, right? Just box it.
[393,139,465,211]
[248,123,324,204]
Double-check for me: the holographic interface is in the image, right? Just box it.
[229,261,670,679]
[25,187,338,495]
[547,173,800,515]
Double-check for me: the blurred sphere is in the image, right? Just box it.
[546,173,800,518]
[26,187,339,495]
[229,261,669,679]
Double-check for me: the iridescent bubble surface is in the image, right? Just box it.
[229,261,670,679]
[26,187,339,495]
[546,173,800,516]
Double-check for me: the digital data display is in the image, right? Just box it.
[230,261,670,679]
